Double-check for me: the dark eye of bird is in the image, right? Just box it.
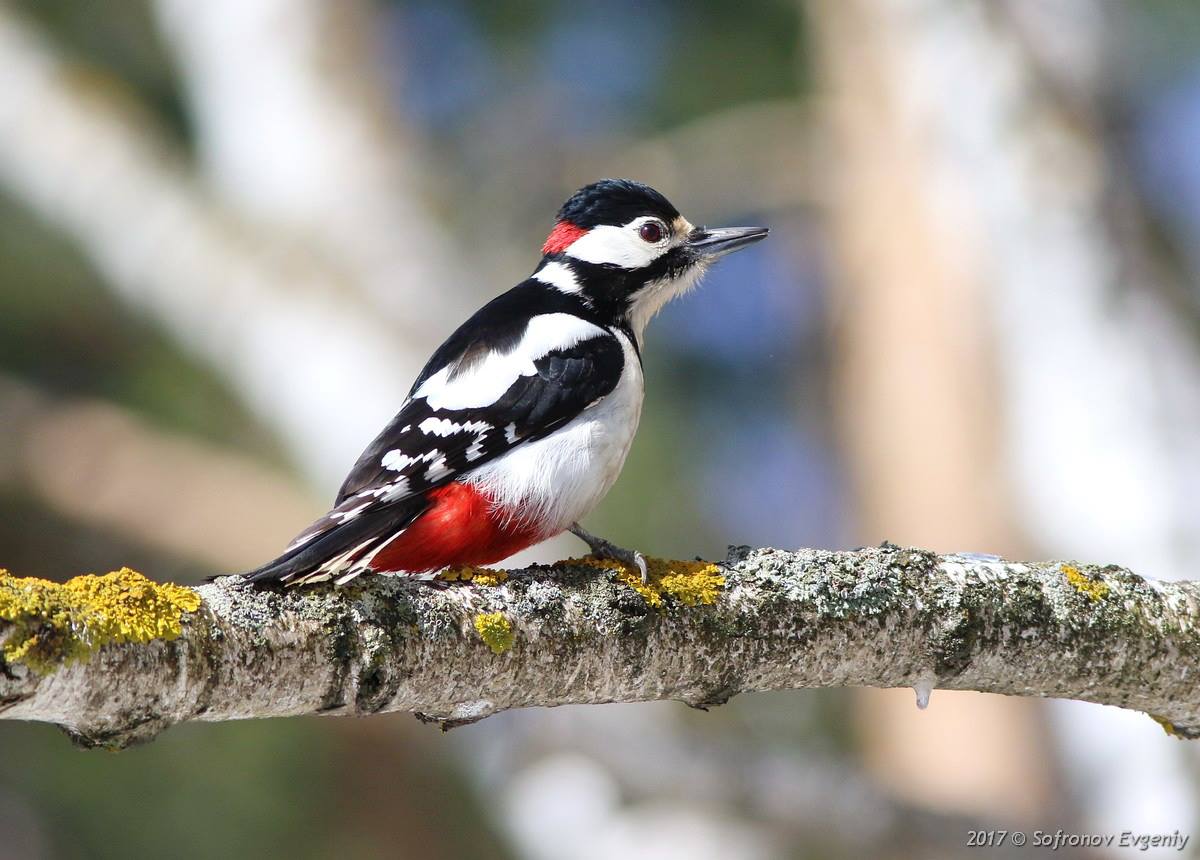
[638,221,664,243]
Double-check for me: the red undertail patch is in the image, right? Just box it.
[542,220,587,255]
[370,482,545,573]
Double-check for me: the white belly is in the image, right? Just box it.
[466,331,644,534]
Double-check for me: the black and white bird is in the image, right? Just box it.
[241,179,767,586]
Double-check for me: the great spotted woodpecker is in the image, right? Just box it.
[241,179,767,586]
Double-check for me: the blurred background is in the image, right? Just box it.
[1,0,1199,857]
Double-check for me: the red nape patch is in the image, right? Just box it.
[542,220,587,255]
[370,482,546,573]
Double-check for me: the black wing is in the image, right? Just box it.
[336,332,625,503]
[241,308,625,585]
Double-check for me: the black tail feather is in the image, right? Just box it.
[215,496,427,585]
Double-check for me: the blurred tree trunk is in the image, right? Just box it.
[811,0,1057,821]
[812,0,1200,828]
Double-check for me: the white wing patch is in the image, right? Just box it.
[418,416,491,437]
[329,502,370,523]
[465,434,487,462]
[382,448,442,472]
[354,477,412,501]
[424,455,452,483]
[413,313,606,411]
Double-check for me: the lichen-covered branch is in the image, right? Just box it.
[2,546,1198,749]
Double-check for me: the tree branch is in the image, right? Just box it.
[2,545,1197,749]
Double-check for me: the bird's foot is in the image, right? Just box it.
[569,522,649,584]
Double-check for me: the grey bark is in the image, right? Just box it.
[2,545,1198,749]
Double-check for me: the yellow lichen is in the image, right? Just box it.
[1148,714,1180,737]
[0,568,201,673]
[660,564,726,606]
[473,612,514,654]
[438,565,480,582]
[438,566,509,587]
[1062,563,1109,601]
[569,556,725,608]
[470,570,509,587]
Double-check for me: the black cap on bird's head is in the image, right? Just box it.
[537,179,768,338]
[556,179,680,230]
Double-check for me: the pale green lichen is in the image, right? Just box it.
[473,612,514,654]
[570,556,725,608]
[0,568,201,674]
[1063,563,1109,602]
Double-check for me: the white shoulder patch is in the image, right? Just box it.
[413,313,606,411]
[533,261,581,294]
[521,313,606,359]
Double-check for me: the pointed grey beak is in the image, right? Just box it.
[687,226,769,258]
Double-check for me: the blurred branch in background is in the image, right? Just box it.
[0,4,453,489]
[584,100,818,219]
[3,546,1198,751]
[0,373,320,573]
[152,0,471,325]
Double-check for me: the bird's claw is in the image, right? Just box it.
[620,548,649,584]
[569,523,650,584]
[599,543,649,585]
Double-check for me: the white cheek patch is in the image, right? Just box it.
[533,261,581,294]
[414,313,607,411]
[566,222,664,269]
